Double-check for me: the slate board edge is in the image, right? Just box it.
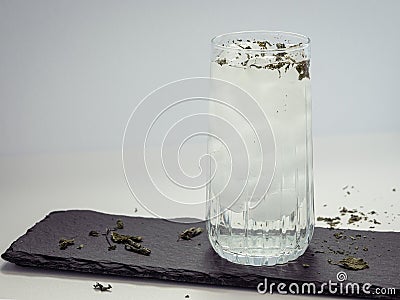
[3,249,397,299]
[1,210,399,299]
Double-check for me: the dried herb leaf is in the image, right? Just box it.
[125,244,151,256]
[276,43,286,49]
[338,256,369,271]
[126,238,142,249]
[93,282,112,292]
[317,216,340,228]
[59,238,75,250]
[216,58,227,66]
[295,60,310,80]
[111,232,142,244]
[179,227,203,241]
[249,64,262,69]
[116,219,124,229]
[257,40,271,49]
[89,230,99,237]
[333,232,344,239]
[348,214,362,224]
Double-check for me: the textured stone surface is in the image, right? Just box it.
[2,210,399,298]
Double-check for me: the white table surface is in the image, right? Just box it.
[0,133,399,299]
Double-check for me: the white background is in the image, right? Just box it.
[1,0,400,155]
[0,1,399,299]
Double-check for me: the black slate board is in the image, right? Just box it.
[2,210,399,299]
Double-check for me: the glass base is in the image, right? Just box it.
[209,238,309,266]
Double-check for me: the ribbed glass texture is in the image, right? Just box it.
[207,31,314,266]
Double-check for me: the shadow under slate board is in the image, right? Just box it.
[1,210,399,299]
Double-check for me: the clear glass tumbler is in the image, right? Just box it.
[206,31,314,266]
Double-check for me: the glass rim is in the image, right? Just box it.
[211,30,311,53]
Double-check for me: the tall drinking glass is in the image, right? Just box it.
[206,31,314,266]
